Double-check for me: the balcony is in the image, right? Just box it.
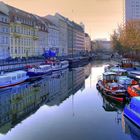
[13,33,21,38]
[33,36,39,40]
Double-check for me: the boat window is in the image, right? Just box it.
[0,77,9,83]
[17,74,21,78]
[104,75,116,81]
[12,76,16,80]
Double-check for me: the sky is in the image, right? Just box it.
[2,0,123,40]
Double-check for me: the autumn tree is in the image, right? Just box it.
[111,20,140,60]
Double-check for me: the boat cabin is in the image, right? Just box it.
[103,72,117,83]
[61,61,69,65]
[39,65,51,70]
[121,59,133,68]
[0,71,28,86]
[60,61,69,68]
[110,68,127,76]
[46,59,60,65]
[107,82,120,91]
[29,65,52,72]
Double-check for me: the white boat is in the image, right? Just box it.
[27,65,52,78]
[61,61,69,69]
[46,60,69,71]
[0,70,29,88]
[51,62,62,71]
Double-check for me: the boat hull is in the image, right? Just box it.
[61,65,69,69]
[124,106,140,128]
[52,67,62,71]
[27,71,52,79]
[0,79,27,89]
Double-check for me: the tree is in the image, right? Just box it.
[111,20,140,61]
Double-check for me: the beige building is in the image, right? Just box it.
[0,2,48,58]
[84,33,91,53]
[8,7,39,58]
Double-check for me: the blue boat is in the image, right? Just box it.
[124,97,140,127]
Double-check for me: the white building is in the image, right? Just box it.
[0,2,10,60]
[42,18,59,56]
[125,0,140,21]
[34,15,48,56]
[0,6,10,59]
[46,13,68,56]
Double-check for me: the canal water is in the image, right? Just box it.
[0,61,138,140]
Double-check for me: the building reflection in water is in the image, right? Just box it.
[100,86,140,140]
[0,66,88,134]
[122,114,140,140]
[84,63,91,79]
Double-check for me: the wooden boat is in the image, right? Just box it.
[0,71,28,88]
[96,72,127,102]
[27,65,52,79]
[124,97,140,127]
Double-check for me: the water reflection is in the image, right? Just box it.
[0,62,137,140]
[122,114,140,140]
[0,66,88,135]
[101,94,125,124]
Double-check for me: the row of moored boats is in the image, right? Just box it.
[96,59,140,128]
[0,60,69,89]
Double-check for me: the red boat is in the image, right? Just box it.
[127,85,140,97]
[96,72,127,102]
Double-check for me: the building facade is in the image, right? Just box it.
[42,18,59,55]
[0,2,10,59]
[67,20,73,57]
[8,6,39,58]
[0,2,88,59]
[125,0,140,21]
[0,2,41,59]
[72,22,85,56]
[84,33,91,53]
[46,13,68,56]
[35,16,48,56]
[92,40,112,53]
